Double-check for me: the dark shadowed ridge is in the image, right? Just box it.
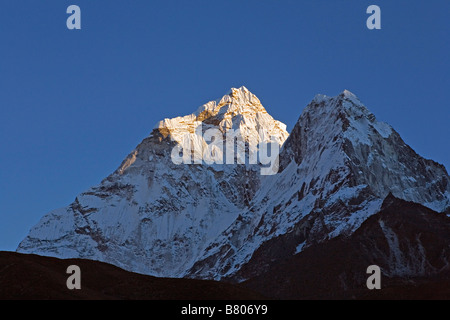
[0,251,265,300]
[242,194,450,300]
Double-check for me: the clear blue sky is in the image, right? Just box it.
[0,0,449,251]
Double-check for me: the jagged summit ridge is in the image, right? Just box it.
[308,89,392,141]
[154,86,288,147]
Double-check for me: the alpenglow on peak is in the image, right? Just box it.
[155,86,289,147]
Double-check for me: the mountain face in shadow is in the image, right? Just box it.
[242,195,450,299]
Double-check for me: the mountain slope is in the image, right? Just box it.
[242,195,450,299]
[17,86,288,277]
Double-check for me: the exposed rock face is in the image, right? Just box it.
[243,195,450,299]
[17,87,449,283]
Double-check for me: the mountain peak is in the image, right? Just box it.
[300,90,394,145]
[216,86,265,113]
[229,85,250,95]
[339,89,365,108]
[155,87,288,145]
[311,90,362,109]
[341,89,357,98]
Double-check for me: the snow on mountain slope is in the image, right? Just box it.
[17,87,288,277]
[187,90,450,281]
[17,88,449,281]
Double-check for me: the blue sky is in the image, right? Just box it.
[0,0,449,251]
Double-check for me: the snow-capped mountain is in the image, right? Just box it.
[187,90,449,280]
[17,87,288,277]
[17,87,450,281]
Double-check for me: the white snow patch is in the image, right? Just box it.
[295,241,306,254]
[328,198,383,238]
[373,121,393,138]
[325,185,367,206]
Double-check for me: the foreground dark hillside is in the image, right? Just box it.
[0,251,264,300]
[1,195,449,300]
